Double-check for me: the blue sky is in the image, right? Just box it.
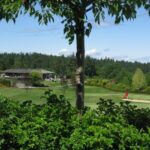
[0,8,150,63]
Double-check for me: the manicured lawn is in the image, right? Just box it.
[0,85,150,108]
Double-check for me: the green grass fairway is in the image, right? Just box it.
[0,86,150,108]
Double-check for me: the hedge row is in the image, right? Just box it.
[1,91,150,149]
[86,78,150,94]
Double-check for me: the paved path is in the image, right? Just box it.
[123,99,150,103]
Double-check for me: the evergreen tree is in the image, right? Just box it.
[132,68,147,91]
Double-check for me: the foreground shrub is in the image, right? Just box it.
[1,94,150,149]
[0,92,76,150]
[64,111,150,150]
[97,99,150,131]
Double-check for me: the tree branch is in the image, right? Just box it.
[84,0,92,7]
[52,0,77,10]
[86,5,93,12]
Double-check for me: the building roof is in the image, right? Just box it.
[40,69,54,74]
[3,69,54,74]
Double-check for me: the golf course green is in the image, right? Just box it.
[0,85,150,108]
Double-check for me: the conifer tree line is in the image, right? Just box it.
[0,53,149,85]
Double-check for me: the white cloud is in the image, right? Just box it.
[57,48,68,56]
[86,49,102,58]
[51,48,150,64]
[86,49,97,56]
[102,55,150,63]
[57,48,75,56]
[59,48,68,53]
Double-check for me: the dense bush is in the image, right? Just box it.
[105,83,131,92]
[97,99,150,131]
[86,78,150,94]
[30,71,43,87]
[86,78,130,92]
[142,86,150,94]
[0,78,11,87]
[85,78,109,87]
[1,92,150,149]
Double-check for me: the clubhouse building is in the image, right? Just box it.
[2,69,55,80]
[0,69,55,88]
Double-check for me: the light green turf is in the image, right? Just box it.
[0,85,150,108]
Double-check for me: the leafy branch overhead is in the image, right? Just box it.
[1,0,150,44]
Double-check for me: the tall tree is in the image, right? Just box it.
[0,0,150,110]
[132,68,147,91]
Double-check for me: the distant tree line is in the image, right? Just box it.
[0,53,150,92]
[0,53,76,78]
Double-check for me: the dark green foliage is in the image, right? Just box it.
[1,93,150,149]
[0,78,11,87]
[0,53,150,79]
[97,99,150,131]
[85,56,97,77]
[143,86,150,94]
[0,53,76,78]
[0,53,150,93]
[146,73,150,86]
[65,110,150,150]
[0,92,76,149]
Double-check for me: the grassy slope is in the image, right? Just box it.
[0,85,150,108]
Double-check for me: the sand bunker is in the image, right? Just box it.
[123,99,150,103]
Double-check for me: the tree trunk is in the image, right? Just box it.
[75,17,85,110]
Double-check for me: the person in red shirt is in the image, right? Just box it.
[123,91,129,99]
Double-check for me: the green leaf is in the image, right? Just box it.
[115,16,121,24]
